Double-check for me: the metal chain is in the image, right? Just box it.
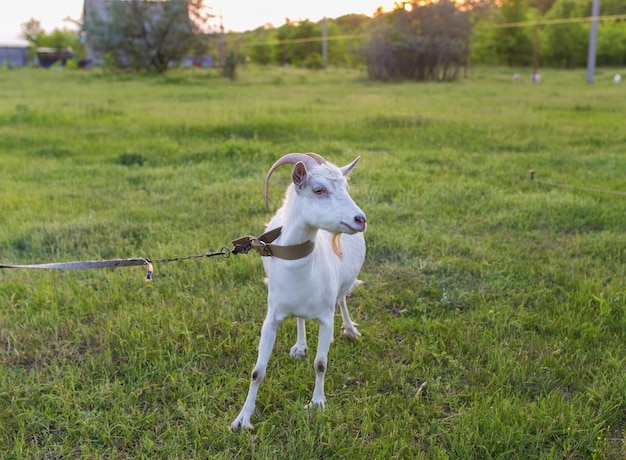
[1,230,285,280]
[0,247,234,282]
[143,247,232,280]
[149,247,232,264]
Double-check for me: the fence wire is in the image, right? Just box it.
[233,14,626,48]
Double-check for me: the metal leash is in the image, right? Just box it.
[0,247,232,281]
[0,226,287,281]
[145,247,232,280]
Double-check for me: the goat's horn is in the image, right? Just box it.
[265,153,322,208]
[305,152,326,165]
[340,156,361,177]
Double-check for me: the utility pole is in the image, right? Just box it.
[586,0,600,84]
[322,17,328,69]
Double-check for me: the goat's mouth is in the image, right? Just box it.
[340,221,366,234]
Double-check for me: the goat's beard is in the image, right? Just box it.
[331,233,343,259]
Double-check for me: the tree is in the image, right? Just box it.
[274,20,321,67]
[334,13,369,33]
[21,18,45,45]
[85,0,211,74]
[527,0,558,14]
[543,0,587,68]
[234,14,369,69]
[21,19,79,50]
[241,26,277,66]
[598,0,626,15]
[494,0,534,66]
[21,18,82,63]
[597,20,626,66]
[361,1,473,81]
[333,14,371,67]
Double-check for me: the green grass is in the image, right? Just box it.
[0,65,625,458]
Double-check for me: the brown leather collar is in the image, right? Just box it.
[232,226,315,260]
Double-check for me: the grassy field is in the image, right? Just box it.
[0,65,625,458]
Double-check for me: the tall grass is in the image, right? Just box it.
[0,65,624,458]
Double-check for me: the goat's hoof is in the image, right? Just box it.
[342,323,361,341]
[231,416,253,430]
[306,398,326,411]
[289,344,308,358]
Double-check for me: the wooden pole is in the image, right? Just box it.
[532,22,538,81]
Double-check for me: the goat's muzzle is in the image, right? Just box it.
[341,213,367,234]
[354,214,367,232]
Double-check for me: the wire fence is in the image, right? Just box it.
[529,171,626,197]
[232,14,626,48]
[476,13,626,30]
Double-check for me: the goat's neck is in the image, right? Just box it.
[279,206,318,246]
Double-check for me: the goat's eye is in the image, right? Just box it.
[313,187,326,196]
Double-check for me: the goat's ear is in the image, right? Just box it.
[340,156,360,177]
[292,161,308,187]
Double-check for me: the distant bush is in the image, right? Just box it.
[361,0,472,81]
[304,52,324,70]
[222,51,238,80]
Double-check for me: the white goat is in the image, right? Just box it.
[232,152,367,430]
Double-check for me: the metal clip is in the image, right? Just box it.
[254,239,273,257]
[231,235,252,255]
[145,260,154,281]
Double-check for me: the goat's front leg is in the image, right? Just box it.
[289,317,308,358]
[338,296,361,340]
[232,315,281,430]
[308,314,334,409]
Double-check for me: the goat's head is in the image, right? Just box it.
[265,153,367,236]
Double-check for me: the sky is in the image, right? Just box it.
[0,1,396,45]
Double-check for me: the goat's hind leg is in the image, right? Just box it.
[232,315,282,430]
[289,317,308,358]
[339,296,361,340]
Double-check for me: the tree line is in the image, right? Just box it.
[20,0,626,78]
[474,0,626,67]
[232,0,626,75]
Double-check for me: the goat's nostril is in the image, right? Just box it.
[355,215,367,225]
